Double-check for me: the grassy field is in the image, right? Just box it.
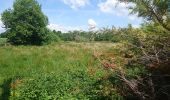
[0,42,122,99]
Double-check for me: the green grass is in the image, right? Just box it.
[0,38,7,46]
[0,42,121,99]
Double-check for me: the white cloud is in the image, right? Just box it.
[88,19,97,30]
[47,23,85,32]
[0,17,5,33]
[128,16,136,21]
[98,0,127,14]
[132,24,140,28]
[0,17,2,25]
[98,0,137,20]
[62,0,89,9]
[128,14,139,21]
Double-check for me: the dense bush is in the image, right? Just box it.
[42,30,61,44]
[94,28,115,41]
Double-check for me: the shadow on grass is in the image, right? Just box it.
[0,78,12,100]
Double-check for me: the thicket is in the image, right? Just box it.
[92,0,170,99]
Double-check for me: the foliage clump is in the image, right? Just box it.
[1,0,59,45]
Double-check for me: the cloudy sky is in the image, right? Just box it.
[0,0,143,33]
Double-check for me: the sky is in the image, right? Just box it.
[0,0,143,33]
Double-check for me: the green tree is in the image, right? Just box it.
[119,0,170,31]
[52,30,62,38]
[1,0,49,45]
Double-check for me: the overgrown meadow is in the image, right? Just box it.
[0,42,125,99]
[0,0,170,99]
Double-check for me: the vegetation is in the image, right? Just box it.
[0,0,170,99]
[0,42,120,99]
[0,38,7,46]
[119,0,170,31]
[1,0,59,45]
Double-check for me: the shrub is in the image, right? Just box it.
[74,35,89,42]
[42,30,61,45]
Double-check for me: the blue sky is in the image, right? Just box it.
[0,0,143,33]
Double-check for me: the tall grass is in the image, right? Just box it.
[0,38,7,46]
[0,42,119,99]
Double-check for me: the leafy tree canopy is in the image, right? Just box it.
[1,0,50,45]
[119,0,170,31]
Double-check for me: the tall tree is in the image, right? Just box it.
[119,0,170,31]
[1,0,49,45]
